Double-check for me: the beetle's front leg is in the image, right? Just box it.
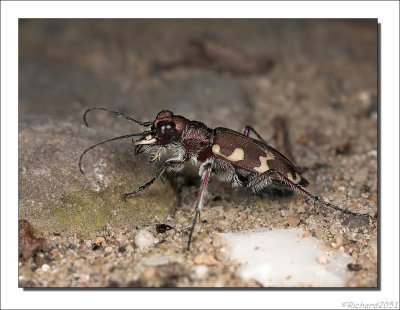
[187,163,213,250]
[123,158,187,201]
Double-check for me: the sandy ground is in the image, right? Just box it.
[18,19,378,287]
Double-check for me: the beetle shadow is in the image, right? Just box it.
[255,183,295,199]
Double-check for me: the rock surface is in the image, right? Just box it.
[19,117,176,233]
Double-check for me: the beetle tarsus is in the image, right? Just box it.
[187,209,200,251]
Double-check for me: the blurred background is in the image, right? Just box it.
[19,19,377,131]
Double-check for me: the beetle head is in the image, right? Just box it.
[135,110,187,146]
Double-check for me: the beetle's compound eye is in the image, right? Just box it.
[160,123,174,135]
[158,121,175,135]
[156,121,178,145]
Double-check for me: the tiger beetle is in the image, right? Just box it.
[79,108,372,250]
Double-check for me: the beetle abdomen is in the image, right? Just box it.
[212,128,308,187]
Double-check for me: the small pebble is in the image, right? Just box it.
[297,205,306,214]
[212,234,224,247]
[85,240,92,248]
[140,267,157,283]
[367,235,377,259]
[361,193,369,199]
[316,255,329,265]
[299,230,309,239]
[313,227,325,239]
[95,236,105,244]
[191,265,209,280]
[215,247,230,261]
[135,230,155,249]
[194,253,218,265]
[287,217,300,227]
[202,237,212,244]
[82,274,90,281]
[357,91,370,105]
[41,264,50,272]
[336,194,347,201]
[166,229,176,236]
[329,227,338,236]
[142,255,169,266]
[352,167,368,184]
[216,220,228,232]
[105,246,113,253]
[334,233,344,247]
[348,189,360,198]
[126,245,134,253]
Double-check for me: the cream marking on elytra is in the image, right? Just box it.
[212,144,244,162]
[253,151,275,173]
[287,172,301,184]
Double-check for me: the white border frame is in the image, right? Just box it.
[2,1,399,309]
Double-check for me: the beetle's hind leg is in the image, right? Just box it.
[261,181,294,198]
[243,125,269,143]
[248,169,372,219]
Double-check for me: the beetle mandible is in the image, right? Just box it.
[79,108,371,250]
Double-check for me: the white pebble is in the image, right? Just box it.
[41,264,50,272]
[105,246,113,253]
[191,265,209,280]
[143,255,169,266]
[135,230,155,249]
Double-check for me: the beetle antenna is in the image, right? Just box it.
[79,131,153,174]
[83,108,152,127]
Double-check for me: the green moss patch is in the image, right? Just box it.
[23,181,177,234]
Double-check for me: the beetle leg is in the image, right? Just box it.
[243,125,269,143]
[123,159,186,201]
[187,163,212,250]
[250,169,372,219]
[133,139,144,155]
